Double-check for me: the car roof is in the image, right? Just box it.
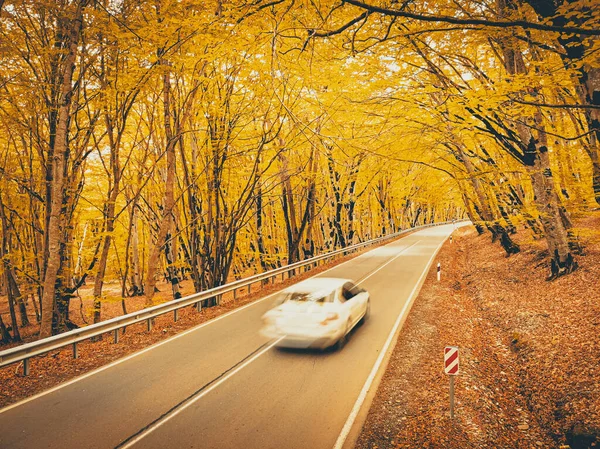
[283,277,352,293]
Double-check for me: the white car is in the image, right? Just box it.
[260,277,370,350]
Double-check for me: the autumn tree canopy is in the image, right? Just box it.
[0,0,598,338]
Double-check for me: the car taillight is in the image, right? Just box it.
[320,312,339,325]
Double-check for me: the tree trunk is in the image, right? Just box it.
[165,233,181,299]
[255,184,269,272]
[523,127,577,278]
[5,269,21,342]
[130,204,143,295]
[0,314,12,344]
[179,135,202,292]
[144,69,177,306]
[456,143,519,255]
[39,1,84,338]
[495,0,572,272]
[92,198,116,324]
[0,194,29,328]
[521,0,600,205]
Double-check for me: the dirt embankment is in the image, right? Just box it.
[356,214,600,449]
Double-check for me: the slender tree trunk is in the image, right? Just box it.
[5,269,21,341]
[165,233,181,299]
[130,204,143,295]
[92,201,115,324]
[0,194,29,327]
[74,223,87,284]
[457,144,519,254]
[0,314,11,344]
[145,69,177,305]
[31,294,41,323]
[0,198,21,339]
[495,1,571,271]
[179,135,202,292]
[255,184,269,272]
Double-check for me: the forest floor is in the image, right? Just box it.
[0,237,394,408]
[356,212,600,449]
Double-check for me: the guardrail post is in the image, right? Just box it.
[114,329,120,344]
[281,273,285,281]
[248,283,251,295]
[23,358,30,376]
[147,318,153,332]
[72,342,78,359]
[216,295,221,306]
[233,289,237,301]
[196,301,202,312]
[174,309,179,322]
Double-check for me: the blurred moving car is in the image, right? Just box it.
[260,277,370,350]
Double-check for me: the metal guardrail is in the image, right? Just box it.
[0,220,465,375]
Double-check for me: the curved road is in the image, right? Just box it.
[0,224,459,449]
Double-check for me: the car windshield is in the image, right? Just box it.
[283,290,332,303]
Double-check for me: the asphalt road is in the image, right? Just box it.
[0,224,459,449]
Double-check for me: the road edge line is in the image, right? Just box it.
[333,232,450,449]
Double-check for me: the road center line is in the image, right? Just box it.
[115,336,285,449]
[355,240,420,286]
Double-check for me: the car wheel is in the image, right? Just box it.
[359,299,371,325]
[334,320,351,351]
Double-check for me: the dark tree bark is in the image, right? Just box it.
[522,0,600,205]
[0,314,12,344]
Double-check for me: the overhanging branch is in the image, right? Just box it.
[343,0,600,36]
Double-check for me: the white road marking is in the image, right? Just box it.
[355,240,420,285]
[332,234,449,449]
[0,235,418,414]
[117,336,285,449]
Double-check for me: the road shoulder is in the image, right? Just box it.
[356,218,600,449]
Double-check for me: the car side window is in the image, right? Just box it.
[341,283,355,301]
[350,284,365,296]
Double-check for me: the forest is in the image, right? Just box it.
[0,0,598,341]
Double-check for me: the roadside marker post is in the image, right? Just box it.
[444,346,459,419]
[450,235,453,244]
[437,263,441,281]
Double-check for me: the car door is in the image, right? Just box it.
[336,285,352,325]
[341,282,363,325]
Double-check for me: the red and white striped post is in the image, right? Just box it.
[444,346,459,418]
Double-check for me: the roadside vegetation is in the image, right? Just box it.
[358,214,600,449]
